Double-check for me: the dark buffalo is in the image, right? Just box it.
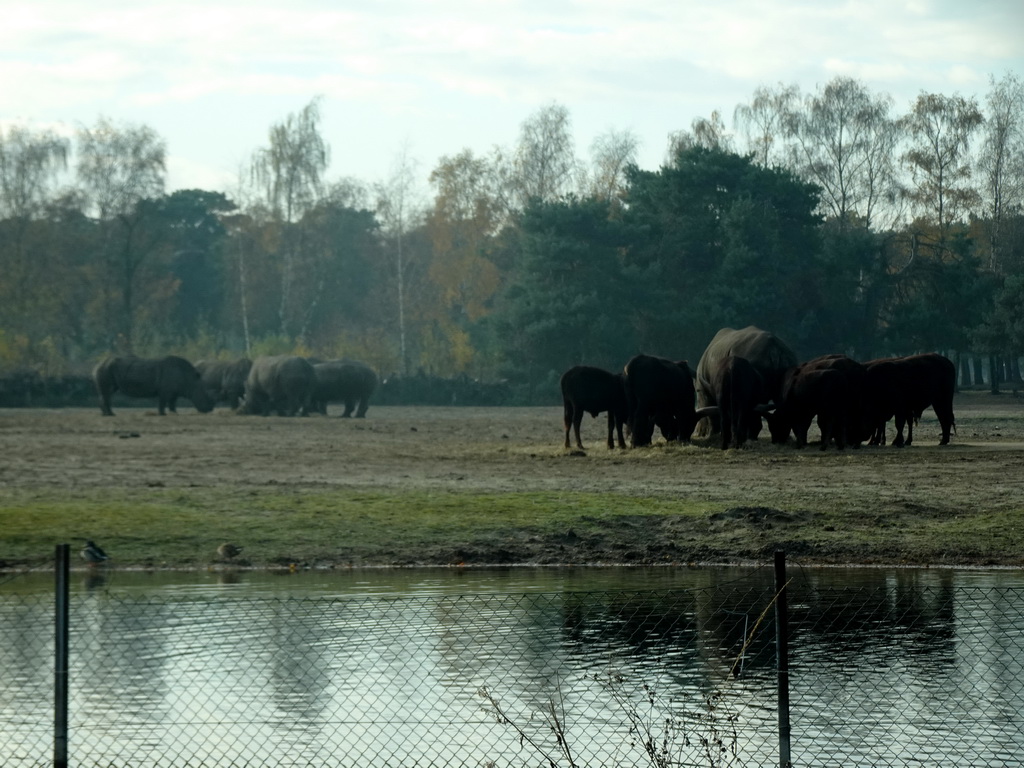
[309,359,379,417]
[698,355,766,449]
[560,365,628,450]
[864,353,956,446]
[623,354,704,447]
[861,358,904,445]
[695,326,798,438]
[93,355,214,416]
[794,354,871,447]
[196,358,253,409]
[764,365,852,450]
[903,353,957,445]
[240,355,315,416]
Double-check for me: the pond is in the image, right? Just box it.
[2,565,1023,767]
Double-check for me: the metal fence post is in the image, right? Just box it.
[55,544,70,768]
[775,550,792,768]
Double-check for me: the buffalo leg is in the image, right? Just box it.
[819,414,846,451]
[935,406,955,445]
[891,414,906,447]
[630,407,653,447]
[563,402,587,450]
[793,417,812,448]
[871,420,887,446]
[563,402,574,449]
[572,413,585,449]
[735,412,752,449]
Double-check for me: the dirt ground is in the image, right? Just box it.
[2,390,1024,566]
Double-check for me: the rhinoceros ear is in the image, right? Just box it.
[694,406,720,418]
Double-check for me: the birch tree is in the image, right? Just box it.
[585,127,640,205]
[250,98,330,339]
[511,103,579,206]
[786,77,900,229]
[76,118,166,352]
[978,73,1024,274]
[901,92,983,242]
[0,125,71,345]
[375,146,424,374]
[733,83,800,167]
[0,125,69,220]
[667,111,734,161]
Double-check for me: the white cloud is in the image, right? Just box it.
[1,0,1020,190]
[165,153,237,194]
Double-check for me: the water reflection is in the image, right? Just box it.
[82,570,107,592]
[216,570,243,587]
[0,599,53,761]
[1,566,1023,767]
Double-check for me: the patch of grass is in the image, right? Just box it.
[749,504,1024,566]
[4,485,1023,570]
[0,488,717,569]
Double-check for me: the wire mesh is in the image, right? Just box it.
[2,572,1024,767]
[786,578,1024,767]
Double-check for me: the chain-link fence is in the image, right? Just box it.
[2,559,1024,767]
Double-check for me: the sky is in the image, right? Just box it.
[3,0,1023,196]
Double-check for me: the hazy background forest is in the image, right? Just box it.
[2,74,1023,403]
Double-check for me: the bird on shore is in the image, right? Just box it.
[81,540,109,566]
[217,543,243,561]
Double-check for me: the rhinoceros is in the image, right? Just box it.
[92,355,214,416]
[694,326,798,438]
[240,355,315,416]
[196,358,253,409]
[309,359,379,417]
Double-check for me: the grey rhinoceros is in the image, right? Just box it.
[196,358,253,409]
[309,359,379,417]
[92,355,215,416]
[240,355,315,416]
[694,326,798,439]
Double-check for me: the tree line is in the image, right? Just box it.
[1,75,1022,403]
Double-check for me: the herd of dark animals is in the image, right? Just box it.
[561,325,957,452]
[84,354,379,564]
[87,323,955,451]
[91,354,379,418]
[77,325,955,565]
